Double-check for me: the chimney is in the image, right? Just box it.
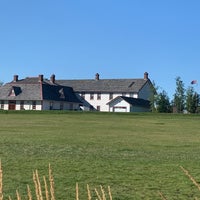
[38,74,43,82]
[144,72,149,80]
[13,75,18,82]
[50,74,55,84]
[95,73,100,80]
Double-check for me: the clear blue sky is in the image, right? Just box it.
[0,0,200,100]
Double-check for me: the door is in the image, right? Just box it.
[9,100,16,110]
[113,106,127,112]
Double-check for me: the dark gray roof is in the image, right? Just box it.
[0,77,81,103]
[42,83,81,103]
[56,78,149,93]
[107,96,150,108]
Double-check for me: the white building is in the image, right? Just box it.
[57,72,153,112]
[0,75,81,111]
[0,72,154,112]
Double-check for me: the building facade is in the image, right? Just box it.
[0,74,81,111]
[57,72,153,112]
[0,72,153,112]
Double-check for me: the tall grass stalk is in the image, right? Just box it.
[76,183,79,200]
[180,166,200,191]
[27,185,32,200]
[49,164,55,200]
[158,191,168,200]
[87,184,91,200]
[0,161,3,200]
[16,190,21,200]
[108,186,112,200]
[43,176,49,200]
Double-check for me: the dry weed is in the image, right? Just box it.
[0,162,113,200]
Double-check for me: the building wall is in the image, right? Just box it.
[130,106,150,112]
[1,100,80,111]
[1,100,42,110]
[108,98,131,112]
[138,82,152,100]
[42,100,80,110]
[78,92,138,112]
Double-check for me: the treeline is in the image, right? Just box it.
[150,77,199,113]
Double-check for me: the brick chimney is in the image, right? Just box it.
[13,75,18,82]
[144,72,149,80]
[50,74,55,84]
[95,73,100,80]
[38,74,43,82]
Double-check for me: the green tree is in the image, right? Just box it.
[156,90,172,113]
[186,86,199,113]
[173,77,185,113]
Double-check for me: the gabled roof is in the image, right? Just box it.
[42,83,81,103]
[107,96,150,108]
[56,78,150,93]
[0,77,81,103]
[0,83,41,100]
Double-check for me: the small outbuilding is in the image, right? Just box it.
[107,96,150,112]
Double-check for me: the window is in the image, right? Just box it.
[97,92,101,100]
[130,93,133,97]
[32,101,36,110]
[49,102,53,110]
[59,88,65,99]
[81,92,85,99]
[90,92,94,100]
[109,93,113,100]
[20,101,24,110]
[9,89,15,96]
[0,101,4,109]
[60,102,64,110]
[97,106,100,111]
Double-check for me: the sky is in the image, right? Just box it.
[0,0,200,100]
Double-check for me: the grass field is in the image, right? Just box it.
[0,111,200,199]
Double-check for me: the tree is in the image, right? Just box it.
[156,90,172,113]
[185,86,199,113]
[173,77,185,113]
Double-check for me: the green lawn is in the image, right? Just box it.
[0,111,200,199]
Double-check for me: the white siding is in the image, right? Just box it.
[2,100,42,110]
[108,98,130,112]
[138,81,152,100]
[1,100,79,111]
[78,92,139,112]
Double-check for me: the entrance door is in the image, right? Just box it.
[9,100,16,110]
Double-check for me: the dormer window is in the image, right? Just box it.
[9,88,16,96]
[8,86,21,97]
[59,88,65,99]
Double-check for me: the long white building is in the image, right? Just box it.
[57,72,153,112]
[0,72,154,112]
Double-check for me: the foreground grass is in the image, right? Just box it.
[0,111,200,199]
